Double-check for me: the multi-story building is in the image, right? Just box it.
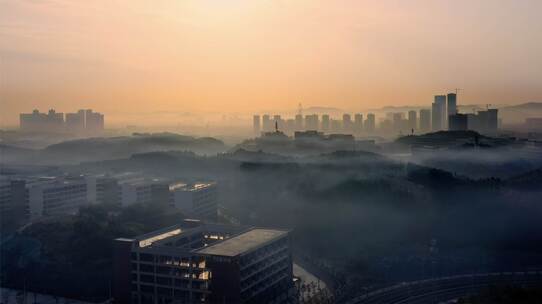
[419,109,431,133]
[65,110,86,133]
[20,108,105,134]
[252,115,260,135]
[304,114,319,131]
[448,113,468,131]
[27,177,87,220]
[113,220,293,304]
[447,93,457,117]
[0,178,28,227]
[170,182,218,220]
[294,114,303,131]
[364,113,375,133]
[262,115,272,132]
[342,114,352,133]
[408,110,417,131]
[20,109,65,133]
[354,114,363,133]
[432,95,447,131]
[321,115,330,132]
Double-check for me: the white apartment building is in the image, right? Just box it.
[27,178,87,220]
[169,182,218,220]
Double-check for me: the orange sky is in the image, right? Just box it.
[1,0,542,126]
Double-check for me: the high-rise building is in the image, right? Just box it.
[65,110,86,133]
[252,115,260,135]
[20,108,105,134]
[408,110,417,131]
[419,109,431,133]
[342,114,352,133]
[305,114,319,131]
[262,115,271,132]
[447,93,457,117]
[365,113,376,133]
[354,113,363,133]
[392,113,404,133]
[321,115,330,131]
[113,220,293,304]
[432,95,446,131]
[294,114,303,131]
[448,113,468,131]
[85,109,105,133]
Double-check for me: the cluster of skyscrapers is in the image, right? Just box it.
[253,93,499,137]
[253,113,376,136]
[19,108,105,134]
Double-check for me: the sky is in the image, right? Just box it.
[1,0,542,126]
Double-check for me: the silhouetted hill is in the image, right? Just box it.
[506,168,542,190]
[502,102,542,111]
[0,144,37,163]
[25,133,227,164]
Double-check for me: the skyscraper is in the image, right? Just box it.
[321,114,330,131]
[419,109,431,133]
[354,113,363,133]
[432,95,446,131]
[447,93,457,117]
[295,114,303,130]
[365,113,376,133]
[262,114,271,132]
[253,115,260,135]
[408,110,417,131]
[342,114,352,133]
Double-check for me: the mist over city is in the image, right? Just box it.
[2,1,542,304]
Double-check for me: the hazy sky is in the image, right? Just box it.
[1,0,542,125]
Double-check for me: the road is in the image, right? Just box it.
[343,271,542,304]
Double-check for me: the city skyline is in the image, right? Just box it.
[2,0,542,126]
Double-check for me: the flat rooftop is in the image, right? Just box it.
[196,228,288,257]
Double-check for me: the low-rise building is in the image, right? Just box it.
[27,177,87,220]
[113,220,293,304]
[169,182,218,220]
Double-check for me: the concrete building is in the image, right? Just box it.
[408,110,417,131]
[262,115,272,132]
[170,182,218,220]
[85,109,105,133]
[321,115,330,132]
[252,115,260,135]
[27,177,87,220]
[354,114,363,133]
[467,109,498,134]
[294,114,303,131]
[65,110,86,133]
[419,109,431,133]
[342,114,352,133]
[304,114,319,131]
[448,113,468,131]
[0,178,28,227]
[447,93,457,117]
[113,220,293,304]
[364,114,376,133]
[20,109,65,133]
[20,108,105,134]
[432,95,447,131]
